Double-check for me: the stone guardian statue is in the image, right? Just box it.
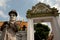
[0,10,19,40]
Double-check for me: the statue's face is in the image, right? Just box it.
[10,13,16,21]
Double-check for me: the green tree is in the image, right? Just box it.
[34,23,50,40]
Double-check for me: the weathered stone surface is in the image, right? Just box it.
[16,31,27,40]
[0,31,2,40]
[0,31,27,40]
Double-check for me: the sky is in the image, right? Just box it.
[0,0,60,21]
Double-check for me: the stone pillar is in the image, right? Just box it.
[51,17,60,40]
[27,19,34,40]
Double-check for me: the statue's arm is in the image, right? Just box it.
[0,21,8,31]
[0,24,5,31]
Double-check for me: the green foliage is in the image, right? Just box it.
[34,23,50,40]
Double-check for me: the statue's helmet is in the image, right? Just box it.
[8,10,17,17]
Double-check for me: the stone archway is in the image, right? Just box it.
[26,2,60,40]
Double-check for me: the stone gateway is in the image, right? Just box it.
[26,2,60,40]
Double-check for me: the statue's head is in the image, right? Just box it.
[8,10,18,21]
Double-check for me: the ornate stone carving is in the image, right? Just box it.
[26,2,59,18]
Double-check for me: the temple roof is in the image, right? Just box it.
[0,21,28,28]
